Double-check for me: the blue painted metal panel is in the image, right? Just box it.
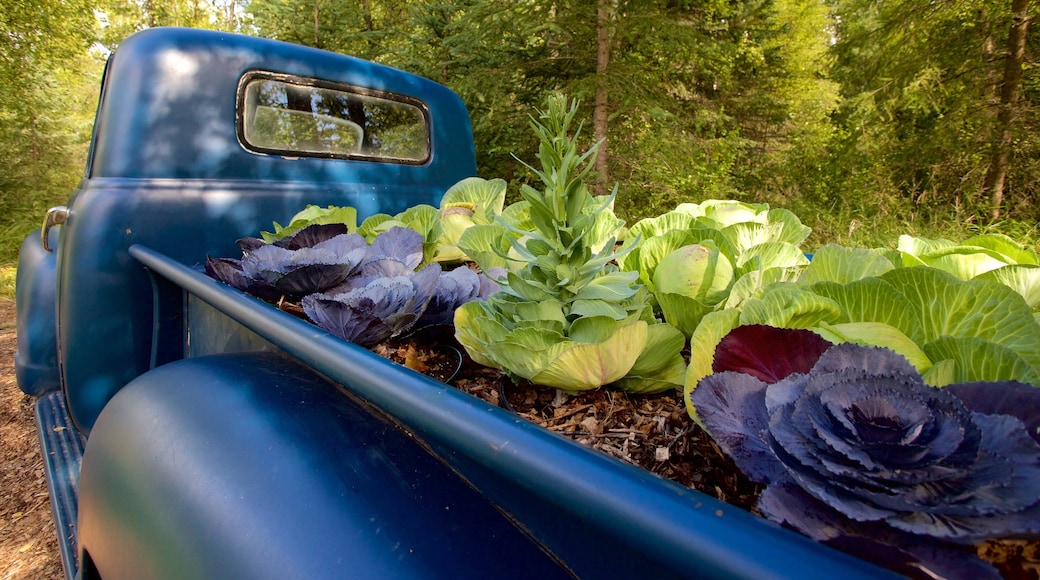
[130,244,897,579]
[78,351,569,579]
[58,179,451,432]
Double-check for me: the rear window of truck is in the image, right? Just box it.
[239,72,430,164]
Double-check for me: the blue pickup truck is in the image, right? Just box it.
[15,27,890,579]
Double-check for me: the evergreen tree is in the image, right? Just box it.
[829,0,1038,224]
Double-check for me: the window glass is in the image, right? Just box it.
[240,75,429,163]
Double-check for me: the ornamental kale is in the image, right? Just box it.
[301,227,499,346]
[302,263,441,347]
[690,330,1040,578]
[417,265,503,328]
[207,225,496,348]
[205,224,368,300]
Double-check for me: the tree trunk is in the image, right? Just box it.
[593,0,611,197]
[226,0,237,30]
[144,0,158,27]
[313,1,321,48]
[982,0,1031,220]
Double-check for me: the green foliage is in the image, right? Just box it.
[0,265,16,300]
[454,95,686,393]
[247,0,413,62]
[617,200,812,337]
[0,0,100,262]
[239,0,1038,236]
[353,176,508,264]
[685,255,1040,394]
[6,0,1038,284]
[828,0,1040,224]
[97,0,245,50]
[0,0,255,263]
[260,205,359,242]
[896,233,1040,316]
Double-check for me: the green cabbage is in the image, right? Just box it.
[260,204,358,243]
[433,177,507,263]
[897,233,1040,318]
[685,265,1040,395]
[617,200,811,337]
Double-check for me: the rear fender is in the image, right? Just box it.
[77,351,568,579]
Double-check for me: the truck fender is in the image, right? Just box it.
[76,351,568,579]
[15,228,60,396]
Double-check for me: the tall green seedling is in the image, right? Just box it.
[454,95,686,393]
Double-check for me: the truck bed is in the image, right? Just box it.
[104,243,891,579]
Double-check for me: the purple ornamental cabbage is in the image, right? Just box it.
[210,224,497,348]
[417,266,503,327]
[205,223,367,300]
[691,332,1040,578]
[301,228,498,347]
[302,264,442,347]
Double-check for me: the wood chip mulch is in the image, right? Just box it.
[379,334,763,513]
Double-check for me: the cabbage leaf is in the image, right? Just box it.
[208,225,496,349]
[617,199,811,337]
[685,265,1040,395]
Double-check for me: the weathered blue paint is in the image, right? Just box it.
[15,229,60,396]
[79,351,569,579]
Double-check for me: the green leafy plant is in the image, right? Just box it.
[455,185,624,274]
[897,233,1040,319]
[260,204,359,243]
[434,177,508,263]
[453,95,685,393]
[897,233,1038,277]
[357,177,509,265]
[685,246,1040,396]
[617,200,812,337]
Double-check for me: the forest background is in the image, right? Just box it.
[1,0,1037,291]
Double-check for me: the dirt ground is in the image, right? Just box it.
[0,299,63,579]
